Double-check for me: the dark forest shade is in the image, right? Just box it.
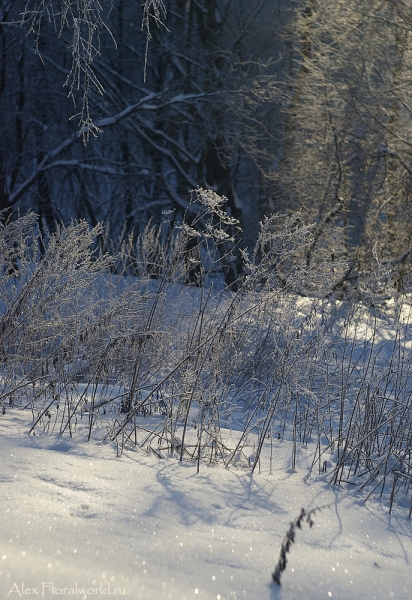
[1,0,412,287]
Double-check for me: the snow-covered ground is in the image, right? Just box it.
[1,410,411,600]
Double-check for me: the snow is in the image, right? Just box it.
[1,411,412,600]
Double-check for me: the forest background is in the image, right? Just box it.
[1,0,412,290]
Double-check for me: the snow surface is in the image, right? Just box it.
[1,411,412,600]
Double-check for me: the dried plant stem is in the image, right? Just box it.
[273,503,332,585]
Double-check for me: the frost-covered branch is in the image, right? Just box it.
[19,0,168,139]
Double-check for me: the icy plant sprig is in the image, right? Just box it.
[272,504,331,585]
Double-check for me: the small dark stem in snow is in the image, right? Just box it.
[272,503,332,585]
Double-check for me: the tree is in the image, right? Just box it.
[272,0,412,288]
[1,0,288,283]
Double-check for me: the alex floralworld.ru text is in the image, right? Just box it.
[7,582,126,596]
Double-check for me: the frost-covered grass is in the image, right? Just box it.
[1,193,412,596]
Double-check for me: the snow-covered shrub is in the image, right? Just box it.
[0,216,113,411]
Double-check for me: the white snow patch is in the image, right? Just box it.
[1,411,411,599]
